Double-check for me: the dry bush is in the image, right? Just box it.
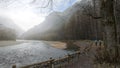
[65,40,80,51]
[94,45,120,67]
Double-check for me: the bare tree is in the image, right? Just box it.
[95,0,120,66]
[101,0,118,49]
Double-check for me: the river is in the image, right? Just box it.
[0,40,73,68]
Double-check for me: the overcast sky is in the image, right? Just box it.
[0,0,77,31]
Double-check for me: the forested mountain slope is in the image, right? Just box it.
[22,0,120,41]
[0,16,23,40]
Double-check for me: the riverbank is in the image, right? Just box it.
[6,40,93,68]
[44,41,67,49]
[0,40,93,50]
[0,41,72,68]
[0,40,24,47]
[0,40,67,48]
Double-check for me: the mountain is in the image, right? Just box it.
[0,26,16,40]
[22,12,66,40]
[22,0,95,40]
[0,16,23,40]
[22,0,120,41]
[22,0,94,40]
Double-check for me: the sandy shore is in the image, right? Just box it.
[0,40,24,47]
[43,41,67,49]
[44,40,93,50]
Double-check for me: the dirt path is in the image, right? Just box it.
[69,40,95,68]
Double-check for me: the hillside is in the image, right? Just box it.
[0,16,23,40]
[22,0,120,41]
[22,1,83,40]
[22,12,66,40]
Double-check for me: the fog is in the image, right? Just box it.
[0,0,77,31]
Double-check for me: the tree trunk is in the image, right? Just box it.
[101,0,118,49]
[100,0,120,64]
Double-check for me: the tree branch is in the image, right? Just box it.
[88,14,102,19]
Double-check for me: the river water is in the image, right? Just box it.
[0,41,73,68]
